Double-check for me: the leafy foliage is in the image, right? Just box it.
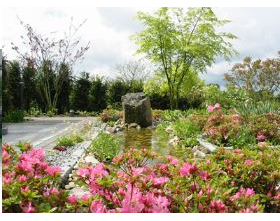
[88,132,121,163]
[56,134,84,147]
[3,109,25,123]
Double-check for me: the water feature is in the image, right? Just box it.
[117,127,192,160]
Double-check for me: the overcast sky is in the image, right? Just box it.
[1,7,280,87]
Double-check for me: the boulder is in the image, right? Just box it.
[84,156,99,166]
[122,93,153,127]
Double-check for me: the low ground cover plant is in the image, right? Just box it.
[56,134,84,147]
[87,132,121,163]
[3,109,25,123]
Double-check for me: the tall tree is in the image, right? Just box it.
[224,52,280,97]
[12,18,90,112]
[71,72,91,111]
[2,55,13,112]
[133,7,237,109]
[22,59,37,110]
[7,61,22,110]
[56,64,71,114]
[88,76,108,112]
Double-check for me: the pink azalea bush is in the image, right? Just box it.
[72,148,280,213]
[204,104,243,145]
[3,143,280,213]
[2,143,70,213]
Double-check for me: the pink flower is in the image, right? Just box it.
[210,199,228,213]
[206,160,211,165]
[77,168,90,178]
[50,187,59,195]
[81,194,91,202]
[119,184,145,213]
[67,194,78,204]
[207,105,215,112]
[179,163,197,176]
[214,103,220,109]
[152,177,169,186]
[167,156,179,166]
[20,202,35,213]
[3,174,12,184]
[21,186,29,193]
[45,166,61,176]
[144,194,170,213]
[89,163,109,180]
[18,175,27,183]
[199,170,211,181]
[132,167,145,176]
[244,160,253,166]
[17,161,33,173]
[245,188,255,197]
[90,200,107,213]
[2,149,11,167]
[239,208,253,213]
[230,188,255,201]
[209,115,217,121]
[257,133,266,142]
[43,189,51,197]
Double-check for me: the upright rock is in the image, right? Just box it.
[122,93,152,127]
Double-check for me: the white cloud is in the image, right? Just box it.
[1,7,280,85]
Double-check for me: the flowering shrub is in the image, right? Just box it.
[204,103,242,145]
[72,147,280,213]
[3,143,279,213]
[2,143,69,213]
[247,113,280,144]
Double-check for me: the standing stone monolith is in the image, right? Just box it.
[122,93,152,127]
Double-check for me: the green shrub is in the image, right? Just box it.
[88,132,120,163]
[227,125,256,147]
[3,110,25,123]
[28,106,43,117]
[173,119,201,147]
[235,101,280,118]
[247,113,280,144]
[161,110,184,121]
[56,134,84,147]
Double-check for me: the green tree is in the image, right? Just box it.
[12,18,90,112]
[2,56,13,112]
[22,60,37,111]
[108,78,130,106]
[133,7,237,109]
[70,72,91,111]
[7,61,22,110]
[56,64,71,114]
[224,52,280,100]
[88,76,108,112]
[144,69,205,109]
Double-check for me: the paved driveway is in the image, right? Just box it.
[2,117,91,149]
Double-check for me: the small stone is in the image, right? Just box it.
[200,147,210,154]
[192,146,199,152]
[84,156,99,166]
[68,182,75,189]
[168,136,180,147]
[194,150,206,158]
[128,123,138,128]
[136,125,141,130]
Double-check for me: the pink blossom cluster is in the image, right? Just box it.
[2,143,65,213]
[207,103,221,113]
[75,162,171,213]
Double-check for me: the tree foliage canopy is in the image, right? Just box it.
[133,7,237,109]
